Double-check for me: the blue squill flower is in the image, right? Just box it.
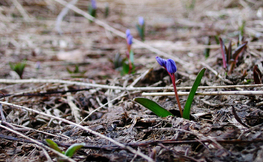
[127,35,133,45]
[91,0,97,9]
[126,29,131,38]
[156,56,166,67]
[138,17,144,26]
[155,57,182,116]
[166,59,177,73]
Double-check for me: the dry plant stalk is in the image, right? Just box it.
[142,91,263,96]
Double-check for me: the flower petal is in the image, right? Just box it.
[127,35,133,45]
[166,59,177,73]
[126,29,131,38]
[138,17,144,26]
[156,56,166,67]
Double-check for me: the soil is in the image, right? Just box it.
[1,0,263,161]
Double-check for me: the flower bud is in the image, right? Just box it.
[91,0,97,9]
[166,59,177,73]
[127,35,133,45]
[126,29,131,38]
[138,17,144,26]
[156,56,166,67]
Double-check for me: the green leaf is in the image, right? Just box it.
[129,50,134,64]
[136,24,145,41]
[73,65,79,73]
[122,61,130,74]
[64,143,85,158]
[45,139,62,153]
[134,98,173,117]
[203,36,210,59]
[9,61,26,79]
[183,68,206,119]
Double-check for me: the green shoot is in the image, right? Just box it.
[134,66,206,120]
[183,68,206,119]
[45,139,85,161]
[9,61,26,79]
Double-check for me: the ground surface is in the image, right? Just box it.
[1,0,263,161]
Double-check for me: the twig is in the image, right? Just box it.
[0,101,154,162]
[65,85,81,123]
[0,104,6,122]
[142,91,263,96]
[0,79,262,91]
[56,0,79,34]
[5,122,69,139]
[53,0,188,66]
[0,122,75,162]
[11,0,31,22]
[0,87,91,98]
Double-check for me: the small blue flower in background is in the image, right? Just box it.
[127,35,133,45]
[91,0,97,9]
[138,17,144,26]
[136,17,145,41]
[126,29,131,38]
[166,59,177,73]
[156,56,166,67]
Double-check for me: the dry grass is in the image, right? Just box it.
[1,0,263,161]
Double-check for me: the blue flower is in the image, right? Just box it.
[138,17,144,26]
[156,56,166,67]
[127,35,133,45]
[91,0,96,9]
[166,59,177,73]
[126,29,131,38]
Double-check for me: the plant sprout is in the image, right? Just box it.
[155,57,183,116]
[134,57,206,119]
[9,61,27,79]
[136,17,145,41]
[124,29,135,74]
[88,0,97,21]
[45,139,84,161]
[219,37,247,74]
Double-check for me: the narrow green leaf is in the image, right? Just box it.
[73,65,79,73]
[45,139,62,153]
[129,50,134,64]
[214,35,220,44]
[64,143,85,158]
[203,36,210,59]
[134,98,173,117]
[183,68,206,119]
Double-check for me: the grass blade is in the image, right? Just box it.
[65,143,85,158]
[183,68,206,119]
[134,98,173,117]
[45,139,62,153]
